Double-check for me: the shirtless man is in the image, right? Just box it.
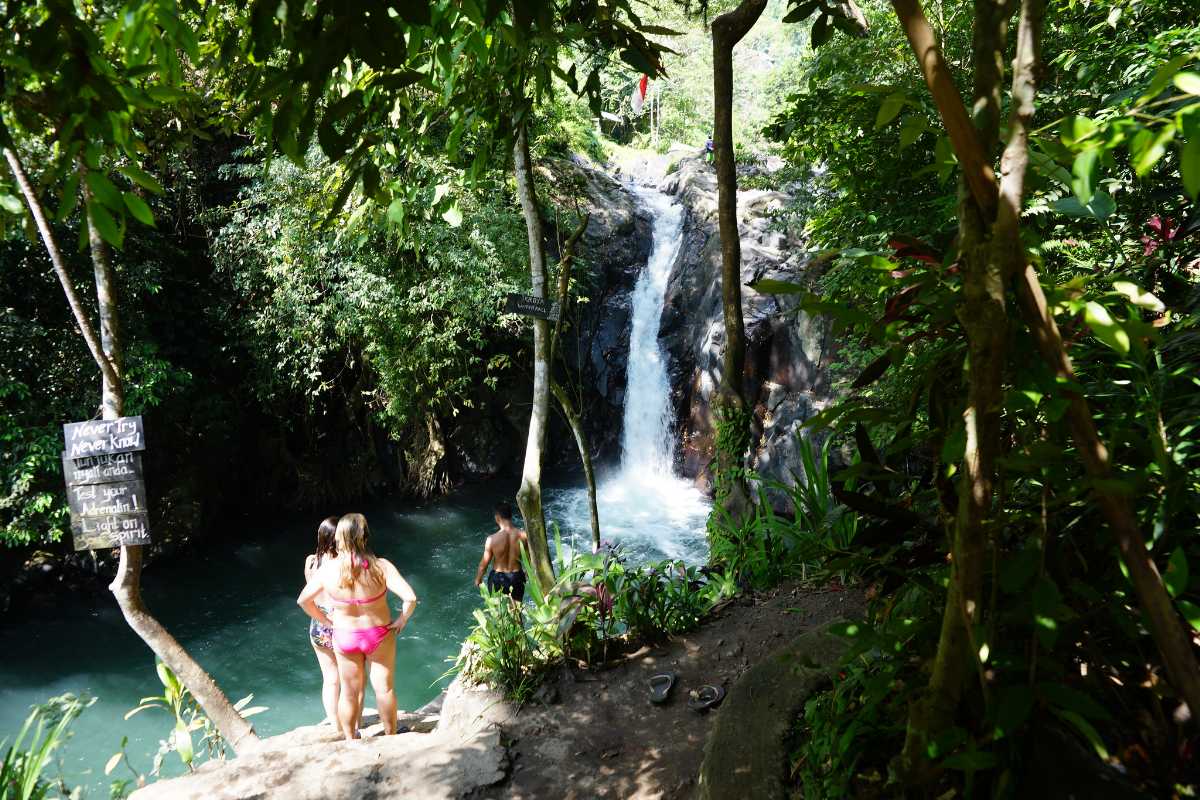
[474,501,528,602]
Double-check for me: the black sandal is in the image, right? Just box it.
[687,684,726,712]
[648,672,677,704]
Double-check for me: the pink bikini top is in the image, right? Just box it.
[327,558,386,605]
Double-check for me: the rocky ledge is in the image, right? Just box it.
[130,584,860,800]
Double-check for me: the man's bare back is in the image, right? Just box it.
[474,502,528,601]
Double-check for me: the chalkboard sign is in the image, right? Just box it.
[504,293,561,323]
[62,415,151,550]
[67,479,147,518]
[70,512,150,551]
[61,452,144,486]
[63,416,145,459]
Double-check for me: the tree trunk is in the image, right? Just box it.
[898,0,1011,779]
[550,380,601,552]
[6,147,259,754]
[512,123,555,590]
[709,0,767,531]
[547,213,600,553]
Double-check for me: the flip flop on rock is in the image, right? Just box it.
[648,672,677,704]
[687,684,726,713]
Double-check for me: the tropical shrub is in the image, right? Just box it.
[0,693,92,800]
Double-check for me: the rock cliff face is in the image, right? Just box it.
[540,158,653,461]
[659,157,835,511]
[438,159,652,483]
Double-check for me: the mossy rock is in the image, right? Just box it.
[697,625,849,800]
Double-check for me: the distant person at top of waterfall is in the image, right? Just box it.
[474,501,528,602]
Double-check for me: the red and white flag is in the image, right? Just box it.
[631,74,649,115]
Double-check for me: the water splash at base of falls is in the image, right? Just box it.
[546,186,710,564]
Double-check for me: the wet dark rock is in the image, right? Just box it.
[539,159,653,462]
[659,157,836,512]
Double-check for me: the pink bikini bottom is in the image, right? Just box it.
[332,625,391,655]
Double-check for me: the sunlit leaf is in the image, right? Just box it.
[1084,302,1130,355]
[1111,281,1164,312]
[1165,546,1189,598]
[1172,72,1200,96]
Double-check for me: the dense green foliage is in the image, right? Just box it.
[0,693,91,800]
[717,0,1200,794]
[452,532,735,701]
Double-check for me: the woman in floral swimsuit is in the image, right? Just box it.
[304,518,340,723]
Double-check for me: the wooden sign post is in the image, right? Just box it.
[62,416,151,551]
[504,293,561,323]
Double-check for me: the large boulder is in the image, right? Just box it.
[659,156,836,512]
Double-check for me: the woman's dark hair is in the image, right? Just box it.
[315,516,338,562]
[494,501,514,521]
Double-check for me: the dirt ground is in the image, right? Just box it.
[471,582,865,800]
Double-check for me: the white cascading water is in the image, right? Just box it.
[546,187,710,563]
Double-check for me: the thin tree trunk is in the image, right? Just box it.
[4,149,118,391]
[547,214,600,553]
[550,381,601,552]
[80,178,260,754]
[709,0,767,529]
[7,147,258,753]
[512,123,555,590]
[1013,271,1200,717]
[899,0,1012,779]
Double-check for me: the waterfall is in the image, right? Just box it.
[545,187,710,563]
[620,188,684,476]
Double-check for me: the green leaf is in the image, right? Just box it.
[1176,599,1200,632]
[1131,126,1174,176]
[1175,72,1200,95]
[1050,709,1109,761]
[1165,546,1189,598]
[57,173,80,221]
[1071,149,1099,204]
[173,720,193,765]
[810,14,833,48]
[441,203,463,227]
[86,200,124,249]
[0,194,22,214]
[84,172,124,212]
[898,116,927,149]
[1053,192,1115,221]
[1139,54,1192,104]
[875,93,905,129]
[1182,137,1200,200]
[1084,301,1130,355]
[1061,115,1098,147]
[1111,281,1164,312]
[782,0,820,23]
[747,278,807,295]
[387,198,405,225]
[619,47,654,75]
[122,193,155,227]
[116,165,164,195]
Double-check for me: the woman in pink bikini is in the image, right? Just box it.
[297,512,418,740]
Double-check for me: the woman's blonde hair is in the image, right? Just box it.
[335,513,383,591]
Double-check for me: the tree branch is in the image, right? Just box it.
[4,148,120,394]
[890,0,999,218]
